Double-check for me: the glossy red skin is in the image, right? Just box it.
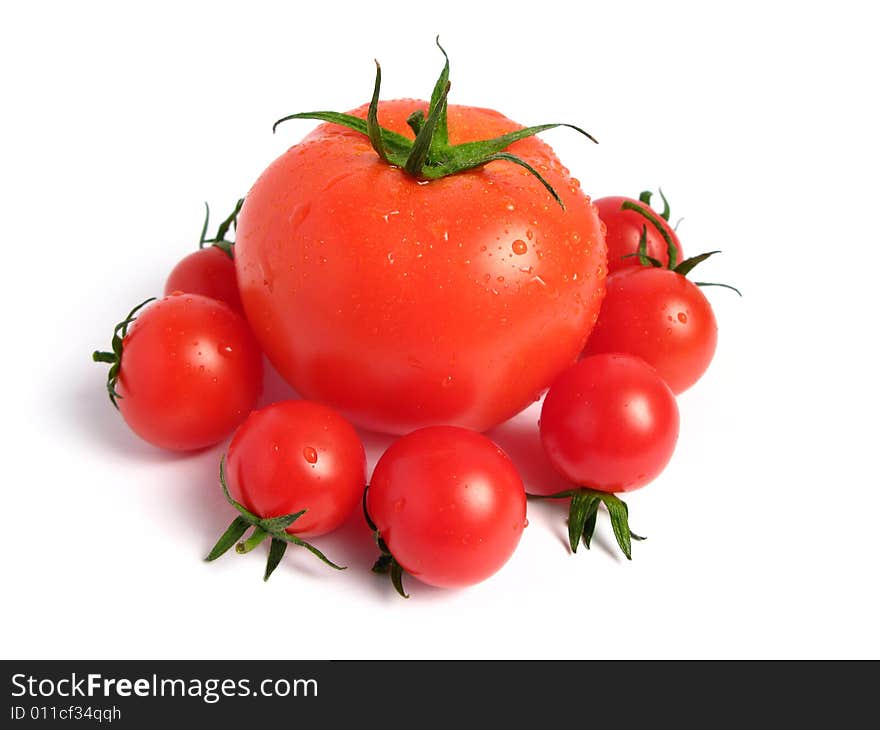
[225,400,366,538]
[236,100,606,435]
[594,196,683,272]
[584,268,718,394]
[165,246,244,315]
[539,354,679,493]
[116,293,263,451]
[367,426,526,588]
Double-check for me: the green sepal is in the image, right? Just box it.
[404,79,451,176]
[657,188,671,221]
[259,509,307,533]
[208,455,346,577]
[567,491,601,553]
[621,199,679,269]
[600,493,636,561]
[199,199,243,259]
[406,110,426,136]
[273,111,413,161]
[582,507,599,550]
[673,250,721,277]
[277,532,346,571]
[272,40,598,209]
[205,516,251,562]
[694,281,743,296]
[527,487,645,560]
[390,561,409,599]
[668,250,742,296]
[92,297,156,408]
[427,36,450,148]
[367,61,389,162]
[363,485,409,598]
[264,538,288,581]
[624,195,741,295]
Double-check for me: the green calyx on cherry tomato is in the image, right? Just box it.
[198,198,244,259]
[165,199,245,314]
[624,223,742,294]
[585,225,741,394]
[273,37,597,207]
[206,400,366,581]
[595,189,684,272]
[535,354,681,559]
[206,457,345,581]
[364,426,527,598]
[92,293,263,451]
[239,40,607,435]
[92,297,156,408]
[529,488,645,560]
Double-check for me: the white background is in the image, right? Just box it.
[2,1,878,659]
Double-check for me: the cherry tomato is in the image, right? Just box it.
[594,195,682,272]
[93,293,263,451]
[583,267,717,394]
[235,49,606,435]
[366,426,526,594]
[225,400,366,539]
[539,353,679,493]
[165,200,244,314]
[206,400,364,579]
[165,246,243,315]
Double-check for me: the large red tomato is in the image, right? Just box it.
[236,97,606,434]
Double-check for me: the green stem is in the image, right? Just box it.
[236,526,270,554]
[272,40,598,210]
[621,200,678,268]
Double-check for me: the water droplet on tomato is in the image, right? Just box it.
[677,312,688,323]
[303,446,318,464]
[523,519,529,528]
[442,375,454,388]
[526,229,534,240]
[386,252,395,264]
[505,202,516,211]
[512,239,528,255]
[496,276,505,283]
[218,344,233,356]
[170,290,184,297]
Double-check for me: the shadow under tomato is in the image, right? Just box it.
[485,401,571,496]
[67,368,195,463]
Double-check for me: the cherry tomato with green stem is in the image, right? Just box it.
[92,292,263,451]
[365,426,527,597]
[595,190,683,272]
[206,400,366,580]
[165,199,245,315]
[534,353,679,559]
[584,230,741,394]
